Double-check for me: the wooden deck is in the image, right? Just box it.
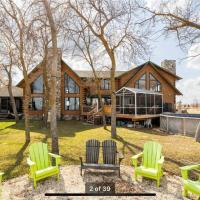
[116,114,160,121]
[81,105,160,121]
[82,112,160,121]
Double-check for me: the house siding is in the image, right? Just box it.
[18,61,180,118]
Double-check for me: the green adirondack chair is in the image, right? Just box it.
[0,172,4,192]
[27,142,61,188]
[180,164,200,197]
[0,172,3,183]
[131,141,164,187]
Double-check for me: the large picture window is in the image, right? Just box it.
[29,97,43,111]
[149,73,161,92]
[64,73,80,93]
[31,75,43,93]
[135,74,146,89]
[101,79,110,90]
[65,97,80,110]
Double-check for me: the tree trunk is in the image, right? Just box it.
[43,47,49,128]
[110,57,116,138]
[43,0,59,154]
[7,73,19,122]
[24,82,31,143]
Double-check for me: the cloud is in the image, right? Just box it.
[146,0,189,11]
[186,43,200,70]
[177,76,200,104]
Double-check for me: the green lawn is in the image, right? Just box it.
[0,120,200,180]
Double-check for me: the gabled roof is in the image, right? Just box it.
[122,61,182,95]
[0,86,23,97]
[74,70,126,78]
[16,58,182,96]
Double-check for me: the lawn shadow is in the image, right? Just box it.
[4,120,103,138]
[5,141,29,178]
[125,127,168,137]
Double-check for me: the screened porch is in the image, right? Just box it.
[116,87,163,115]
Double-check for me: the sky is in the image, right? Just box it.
[145,0,200,104]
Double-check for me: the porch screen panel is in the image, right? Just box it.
[116,95,121,113]
[124,94,135,114]
[136,93,146,114]
[155,95,162,114]
[147,94,155,114]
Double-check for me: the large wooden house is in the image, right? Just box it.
[17,49,182,122]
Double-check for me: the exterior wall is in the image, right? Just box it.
[119,64,177,110]
[19,61,180,118]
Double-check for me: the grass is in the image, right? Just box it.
[0,119,200,180]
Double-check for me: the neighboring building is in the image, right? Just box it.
[17,50,182,121]
[0,86,23,117]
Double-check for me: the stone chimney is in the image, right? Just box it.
[161,60,176,74]
[47,48,62,120]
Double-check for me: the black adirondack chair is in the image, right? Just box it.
[80,139,124,177]
[80,139,100,175]
[102,140,124,177]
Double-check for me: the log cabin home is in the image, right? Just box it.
[17,49,182,123]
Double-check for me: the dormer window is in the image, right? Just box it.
[64,73,80,93]
[149,73,161,92]
[31,75,43,93]
[135,73,146,90]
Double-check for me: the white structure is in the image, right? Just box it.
[116,87,163,115]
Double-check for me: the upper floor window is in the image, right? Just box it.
[64,73,80,93]
[149,73,161,92]
[135,73,146,89]
[101,79,110,90]
[31,75,43,93]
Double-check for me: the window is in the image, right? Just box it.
[64,73,80,93]
[65,98,80,110]
[101,79,110,90]
[31,75,43,93]
[29,97,43,111]
[102,97,111,105]
[149,73,161,92]
[135,74,146,89]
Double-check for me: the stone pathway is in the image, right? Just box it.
[1,165,198,200]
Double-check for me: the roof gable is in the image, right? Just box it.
[122,61,182,95]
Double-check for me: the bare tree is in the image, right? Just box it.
[0,0,40,142]
[0,35,19,121]
[68,0,149,137]
[138,0,200,54]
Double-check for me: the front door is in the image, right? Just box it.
[0,97,9,113]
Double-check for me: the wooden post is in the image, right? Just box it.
[167,116,169,133]
[183,118,186,136]
[135,92,137,115]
